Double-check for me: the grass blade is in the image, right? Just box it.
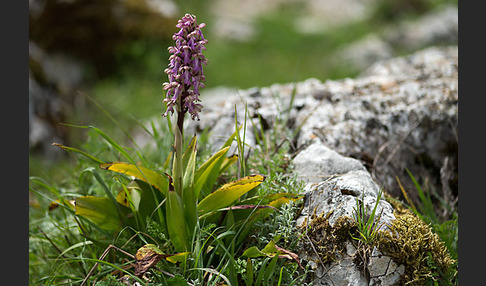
[52,143,104,164]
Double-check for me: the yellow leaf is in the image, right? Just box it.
[166,252,190,264]
[197,174,265,215]
[100,162,168,195]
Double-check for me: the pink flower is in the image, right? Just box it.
[163,14,208,120]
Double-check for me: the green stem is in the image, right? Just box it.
[173,112,184,196]
[173,104,185,197]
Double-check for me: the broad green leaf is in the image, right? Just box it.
[268,197,291,208]
[242,241,282,286]
[100,162,168,196]
[238,193,301,206]
[182,137,197,207]
[75,196,123,231]
[197,175,265,216]
[134,180,166,230]
[182,136,198,234]
[182,135,197,174]
[193,146,230,197]
[242,246,265,258]
[166,190,189,252]
[261,240,278,255]
[192,127,243,198]
[242,240,280,258]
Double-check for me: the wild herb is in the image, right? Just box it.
[31,14,302,285]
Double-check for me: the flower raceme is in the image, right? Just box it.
[163,14,208,121]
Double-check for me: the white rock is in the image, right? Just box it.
[293,140,366,184]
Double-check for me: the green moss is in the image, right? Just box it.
[300,211,358,265]
[375,206,457,285]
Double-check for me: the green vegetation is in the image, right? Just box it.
[29,1,458,285]
[376,207,457,285]
[29,14,310,284]
[351,189,385,246]
[29,100,309,285]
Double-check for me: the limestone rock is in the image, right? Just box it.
[190,46,457,285]
[293,145,402,285]
[293,140,397,285]
[201,46,457,206]
[334,33,394,73]
[293,140,366,185]
[315,243,368,286]
[384,5,458,51]
[368,248,405,286]
[294,46,458,202]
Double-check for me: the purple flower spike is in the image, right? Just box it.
[163,14,208,121]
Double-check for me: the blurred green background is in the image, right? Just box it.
[29,0,458,180]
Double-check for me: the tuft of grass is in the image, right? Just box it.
[351,189,385,246]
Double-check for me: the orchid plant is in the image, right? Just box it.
[51,14,298,284]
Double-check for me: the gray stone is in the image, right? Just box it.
[293,46,458,201]
[294,0,378,34]
[296,168,395,230]
[384,5,458,51]
[306,241,367,286]
[317,253,367,286]
[293,140,366,184]
[334,34,394,72]
[295,164,398,285]
[369,248,405,286]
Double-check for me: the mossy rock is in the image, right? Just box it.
[298,200,456,285]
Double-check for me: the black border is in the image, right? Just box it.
[457,1,479,285]
[9,0,29,284]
